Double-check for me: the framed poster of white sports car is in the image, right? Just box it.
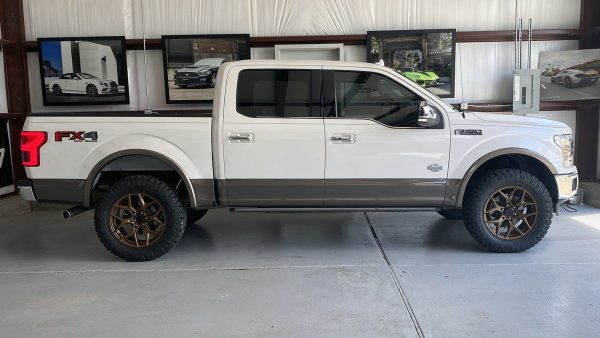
[37,36,130,106]
[161,34,250,103]
[538,48,600,101]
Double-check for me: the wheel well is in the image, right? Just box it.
[462,154,558,207]
[88,154,192,207]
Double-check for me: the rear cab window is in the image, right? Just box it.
[236,69,321,118]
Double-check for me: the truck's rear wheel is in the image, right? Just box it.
[94,175,187,261]
[463,169,553,252]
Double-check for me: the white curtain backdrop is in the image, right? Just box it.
[22,0,581,115]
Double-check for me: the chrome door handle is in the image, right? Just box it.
[330,133,355,144]
[228,132,254,143]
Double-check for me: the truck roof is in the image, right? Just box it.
[223,59,389,70]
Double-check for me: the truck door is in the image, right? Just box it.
[323,69,450,207]
[221,67,324,206]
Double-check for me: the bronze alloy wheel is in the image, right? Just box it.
[109,193,166,248]
[483,186,539,240]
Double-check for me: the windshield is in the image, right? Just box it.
[191,58,223,67]
[78,73,97,79]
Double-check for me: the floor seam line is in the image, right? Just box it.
[364,212,425,338]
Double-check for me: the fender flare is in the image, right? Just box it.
[453,147,558,208]
[83,149,197,208]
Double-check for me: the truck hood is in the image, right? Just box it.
[470,112,571,133]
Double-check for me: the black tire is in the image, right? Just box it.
[94,175,187,261]
[438,209,463,220]
[564,77,573,88]
[187,209,208,226]
[463,169,553,253]
[86,84,98,97]
[52,85,62,96]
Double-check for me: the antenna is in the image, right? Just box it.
[527,18,532,69]
[518,18,523,69]
[514,0,518,68]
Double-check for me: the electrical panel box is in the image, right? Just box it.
[512,69,541,115]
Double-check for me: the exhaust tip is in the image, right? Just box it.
[62,206,88,219]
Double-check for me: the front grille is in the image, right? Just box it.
[175,72,200,78]
[110,82,117,88]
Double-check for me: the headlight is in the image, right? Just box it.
[553,134,574,167]
[101,82,109,87]
[199,71,211,76]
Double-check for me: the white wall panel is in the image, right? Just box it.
[24,0,581,39]
[451,40,579,103]
[23,0,130,39]
[23,0,582,112]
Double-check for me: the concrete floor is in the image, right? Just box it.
[1,204,599,337]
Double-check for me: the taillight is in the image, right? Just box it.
[20,131,47,167]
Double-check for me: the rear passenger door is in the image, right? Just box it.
[221,67,325,206]
[323,69,450,207]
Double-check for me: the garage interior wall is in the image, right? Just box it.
[22,0,581,131]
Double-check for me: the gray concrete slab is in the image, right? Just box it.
[393,264,600,337]
[0,209,381,272]
[367,205,600,266]
[1,204,599,337]
[0,266,417,338]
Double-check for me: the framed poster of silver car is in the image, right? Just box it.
[367,29,456,98]
[161,34,250,103]
[37,36,130,106]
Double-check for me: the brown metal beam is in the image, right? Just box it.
[22,29,582,52]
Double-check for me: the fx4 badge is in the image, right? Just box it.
[427,164,443,172]
[55,131,98,143]
[454,129,482,136]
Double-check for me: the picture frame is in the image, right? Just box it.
[161,34,251,104]
[538,48,600,101]
[367,29,456,98]
[37,36,130,106]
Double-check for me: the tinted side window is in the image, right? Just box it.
[237,70,314,118]
[334,71,423,127]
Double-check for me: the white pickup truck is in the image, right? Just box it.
[18,60,578,261]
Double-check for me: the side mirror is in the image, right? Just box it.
[418,102,442,128]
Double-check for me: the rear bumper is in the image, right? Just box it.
[17,179,86,205]
[555,172,578,200]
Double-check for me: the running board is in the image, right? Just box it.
[230,207,441,213]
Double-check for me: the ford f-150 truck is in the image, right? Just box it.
[18,60,578,261]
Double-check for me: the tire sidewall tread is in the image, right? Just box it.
[463,169,553,253]
[94,175,187,261]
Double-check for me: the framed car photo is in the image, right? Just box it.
[161,34,251,103]
[367,29,456,98]
[37,36,130,106]
[538,48,600,101]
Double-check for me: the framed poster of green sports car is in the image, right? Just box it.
[367,29,456,98]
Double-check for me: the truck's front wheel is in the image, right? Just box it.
[94,175,187,261]
[463,169,553,252]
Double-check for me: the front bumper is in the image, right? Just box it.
[555,172,578,200]
[174,74,211,86]
[17,180,36,202]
